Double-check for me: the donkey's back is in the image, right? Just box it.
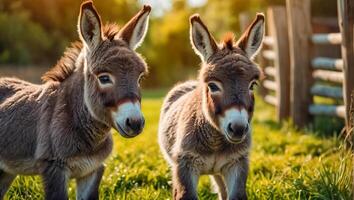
[160,80,198,115]
[0,77,46,162]
[0,78,33,103]
[158,80,198,163]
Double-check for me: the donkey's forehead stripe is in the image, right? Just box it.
[114,101,141,114]
[219,108,249,127]
[217,105,244,117]
[115,97,139,107]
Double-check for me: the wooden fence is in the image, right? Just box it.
[250,0,354,134]
[258,6,290,122]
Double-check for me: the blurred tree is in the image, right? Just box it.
[142,0,199,87]
[0,0,140,65]
[0,0,340,86]
[0,1,53,64]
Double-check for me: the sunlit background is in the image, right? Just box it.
[0,0,352,199]
[0,0,337,87]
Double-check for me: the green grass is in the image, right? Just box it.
[5,90,353,200]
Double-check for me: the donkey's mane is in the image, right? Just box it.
[42,24,120,83]
[222,32,235,50]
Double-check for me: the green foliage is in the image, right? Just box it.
[5,92,353,200]
[0,0,139,65]
[0,11,53,64]
[0,0,339,85]
[0,1,349,199]
[143,1,198,86]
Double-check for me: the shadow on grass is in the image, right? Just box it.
[262,119,282,131]
[259,114,344,139]
[312,116,345,137]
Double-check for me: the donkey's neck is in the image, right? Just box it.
[59,61,111,149]
[193,85,251,153]
[191,86,227,151]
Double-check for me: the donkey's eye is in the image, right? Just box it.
[249,81,258,91]
[98,75,112,85]
[208,82,221,93]
[138,73,145,85]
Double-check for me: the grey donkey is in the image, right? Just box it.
[158,13,265,200]
[0,1,151,199]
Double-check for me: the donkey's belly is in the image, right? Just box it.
[198,154,228,174]
[0,159,42,175]
[67,155,107,178]
[67,136,113,178]
[197,152,248,175]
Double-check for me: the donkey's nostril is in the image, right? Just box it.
[125,118,144,134]
[227,123,248,138]
[227,123,234,133]
[126,118,131,128]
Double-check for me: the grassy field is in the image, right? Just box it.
[5,90,353,200]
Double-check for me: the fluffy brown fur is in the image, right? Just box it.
[42,24,120,83]
[159,14,265,200]
[0,1,151,200]
[222,32,235,50]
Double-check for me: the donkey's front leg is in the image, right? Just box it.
[172,154,200,200]
[76,165,105,200]
[222,156,249,200]
[210,174,227,200]
[42,162,68,200]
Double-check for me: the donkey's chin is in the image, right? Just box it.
[114,123,137,138]
[224,132,248,144]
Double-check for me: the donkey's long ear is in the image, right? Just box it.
[78,1,102,50]
[118,5,151,50]
[190,14,218,62]
[236,13,265,59]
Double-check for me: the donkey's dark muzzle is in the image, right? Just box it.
[126,117,145,135]
[226,123,249,142]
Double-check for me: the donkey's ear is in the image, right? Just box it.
[118,5,151,50]
[78,1,102,50]
[190,14,218,62]
[236,13,265,59]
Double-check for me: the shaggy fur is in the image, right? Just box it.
[0,1,151,200]
[159,14,264,200]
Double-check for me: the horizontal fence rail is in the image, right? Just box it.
[264,66,276,77]
[263,36,275,46]
[312,69,344,83]
[311,57,343,71]
[311,84,343,99]
[265,95,278,106]
[309,104,345,118]
[262,50,276,60]
[263,80,277,91]
[312,33,342,45]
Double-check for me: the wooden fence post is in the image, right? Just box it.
[267,6,290,121]
[338,0,354,138]
[287,0,313,128]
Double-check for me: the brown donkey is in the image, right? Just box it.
[158,14,265,200]
[0,1,151,199]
